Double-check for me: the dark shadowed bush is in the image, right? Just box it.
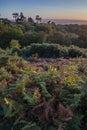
[19,43,87,58]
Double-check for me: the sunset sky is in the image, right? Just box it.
[0,0,87,20]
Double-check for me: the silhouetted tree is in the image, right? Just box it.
[36,15,42,23]
[19,12,26,22]
[0,17,10,24]
[0,18,4,23]
[28,17,34,23]
[12,13,19,22]
[47,21,51,24]
[12,12,26,23]
[3,18,11,25]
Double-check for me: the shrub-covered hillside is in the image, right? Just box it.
[0,51,87,130]
[0,15,87,130]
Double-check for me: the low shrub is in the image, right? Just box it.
[19,43,87,58]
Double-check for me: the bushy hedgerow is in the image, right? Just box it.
[19,43,87,58]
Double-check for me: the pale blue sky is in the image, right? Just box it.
[0,0,87,20]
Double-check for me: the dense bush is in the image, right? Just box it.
[0,23,23,48]
[19,44,87,58]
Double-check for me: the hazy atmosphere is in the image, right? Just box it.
[0,0,87,20]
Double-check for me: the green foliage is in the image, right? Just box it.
[23,92,38,106]
[0,53,87,130]
[1,17,87,130]
[22,123,41,130]
[20,43,87,58]
[0,48,6,55]
[39,82,52,99]
[10,39,21,49]
[1,21,87,48]
[65,115,82,130]
[0,23,23,48]
[0,67,12,81]
[78,93,87,130]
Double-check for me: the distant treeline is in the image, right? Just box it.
[0,18,87,48]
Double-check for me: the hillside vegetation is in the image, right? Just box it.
[1,20,87,48]
[0,16,87,130]
[0,50,87,130]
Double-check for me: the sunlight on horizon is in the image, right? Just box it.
[0,0,87,21]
